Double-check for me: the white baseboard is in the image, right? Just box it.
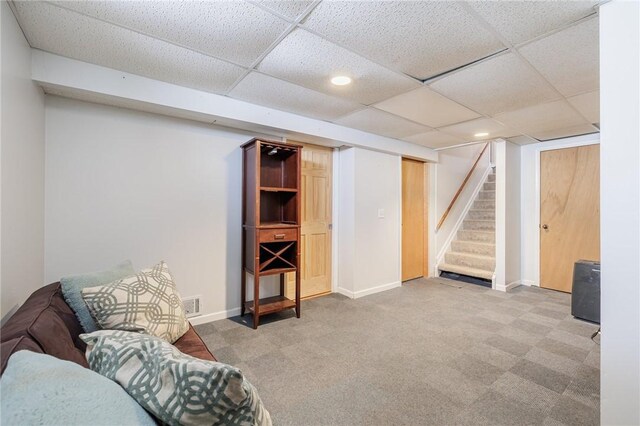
[336,287,355,299]
[521,280,536,287]
[188,307,242,326]
[496,281,522,291]
[353,281,402,299]
[337,281,401,299]
[189,281,402,325]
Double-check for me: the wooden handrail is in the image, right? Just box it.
[436,143,489,231]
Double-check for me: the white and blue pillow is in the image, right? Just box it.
[81,330,272,426]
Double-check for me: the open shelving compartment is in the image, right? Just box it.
[259,143,298,190]
[258,142,299,228]
[259,241,297,275]
[259,191,298,227]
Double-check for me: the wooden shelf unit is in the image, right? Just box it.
[241,139,302,328]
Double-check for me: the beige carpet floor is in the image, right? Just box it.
[195,278,600,426]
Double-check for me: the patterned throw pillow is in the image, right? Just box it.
[80,330,272,426]
[82,261,189,343]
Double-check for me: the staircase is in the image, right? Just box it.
[438,171,496,281]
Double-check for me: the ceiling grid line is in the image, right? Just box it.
[292,24,423,89]
[40,0,253,72]
[460,2,599,129]
[224,0,324,95]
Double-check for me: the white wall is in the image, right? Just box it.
[519,133,600,287]
[44,96,284,323]
[354,148,401,294]
[494,140,522,291]
[505,142,521,286]
[435,143,491,259]
[337,147,401,298]
[337,148,356,295]
[599,1,640,424]
[494,141,506,288]
[0,2,46,319]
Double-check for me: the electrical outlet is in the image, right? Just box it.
[182,295,201,318]
[378,208,385,218]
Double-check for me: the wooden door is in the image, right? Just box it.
[286,143,332,299]
[540,144,600,293]
[402,158,426,281]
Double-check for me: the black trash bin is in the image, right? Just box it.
[571,260,601,324]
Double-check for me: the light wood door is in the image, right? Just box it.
[402,158,426,281]
[540,144,600,293]
[286,143,332,299]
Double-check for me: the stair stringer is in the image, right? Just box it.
[435,164,494,277]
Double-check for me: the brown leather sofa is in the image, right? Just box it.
[0,282,216,374]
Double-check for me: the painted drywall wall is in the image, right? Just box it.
[337,147,356,296]
[435,143,491,259]
[519,133,600,287]
[494,141,506,288]
[44,96,283,323]
[505,142,521,287]
[0,2,46,319]
[337,147,401,297]
[600,1,640,424]
[354,148,401,294]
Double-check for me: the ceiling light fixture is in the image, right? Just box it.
[474,132,489,138]
[331,76,352,86]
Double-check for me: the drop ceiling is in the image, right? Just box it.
[10,0,602,149]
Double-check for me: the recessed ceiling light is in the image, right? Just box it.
[331,76,352,86]
[474,132,489,138]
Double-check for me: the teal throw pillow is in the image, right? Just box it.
[0,350,156,426]
[60,260,135,332]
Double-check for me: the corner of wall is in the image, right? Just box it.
[1,1,46,318]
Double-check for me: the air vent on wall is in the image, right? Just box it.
[182,295,201,318]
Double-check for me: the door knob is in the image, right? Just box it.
[542,224,549,230]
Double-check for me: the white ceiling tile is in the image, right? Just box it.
[534,124,599,141]
[402,131,465,149]
[567,90,600,124]
[257,29,421,105]
[254,0,314,20]
[373,87,481,128]
[439,118,520,141]
[430,52,559,116]
[228,72,361,121]
[507,135,539,146]
[519,17,599,96]
[334,108,432,140]
[14,2,245,94]
[494,100,590,139]
[51,0,290,67]
[302,1,504,80]
[468,1,600,45]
